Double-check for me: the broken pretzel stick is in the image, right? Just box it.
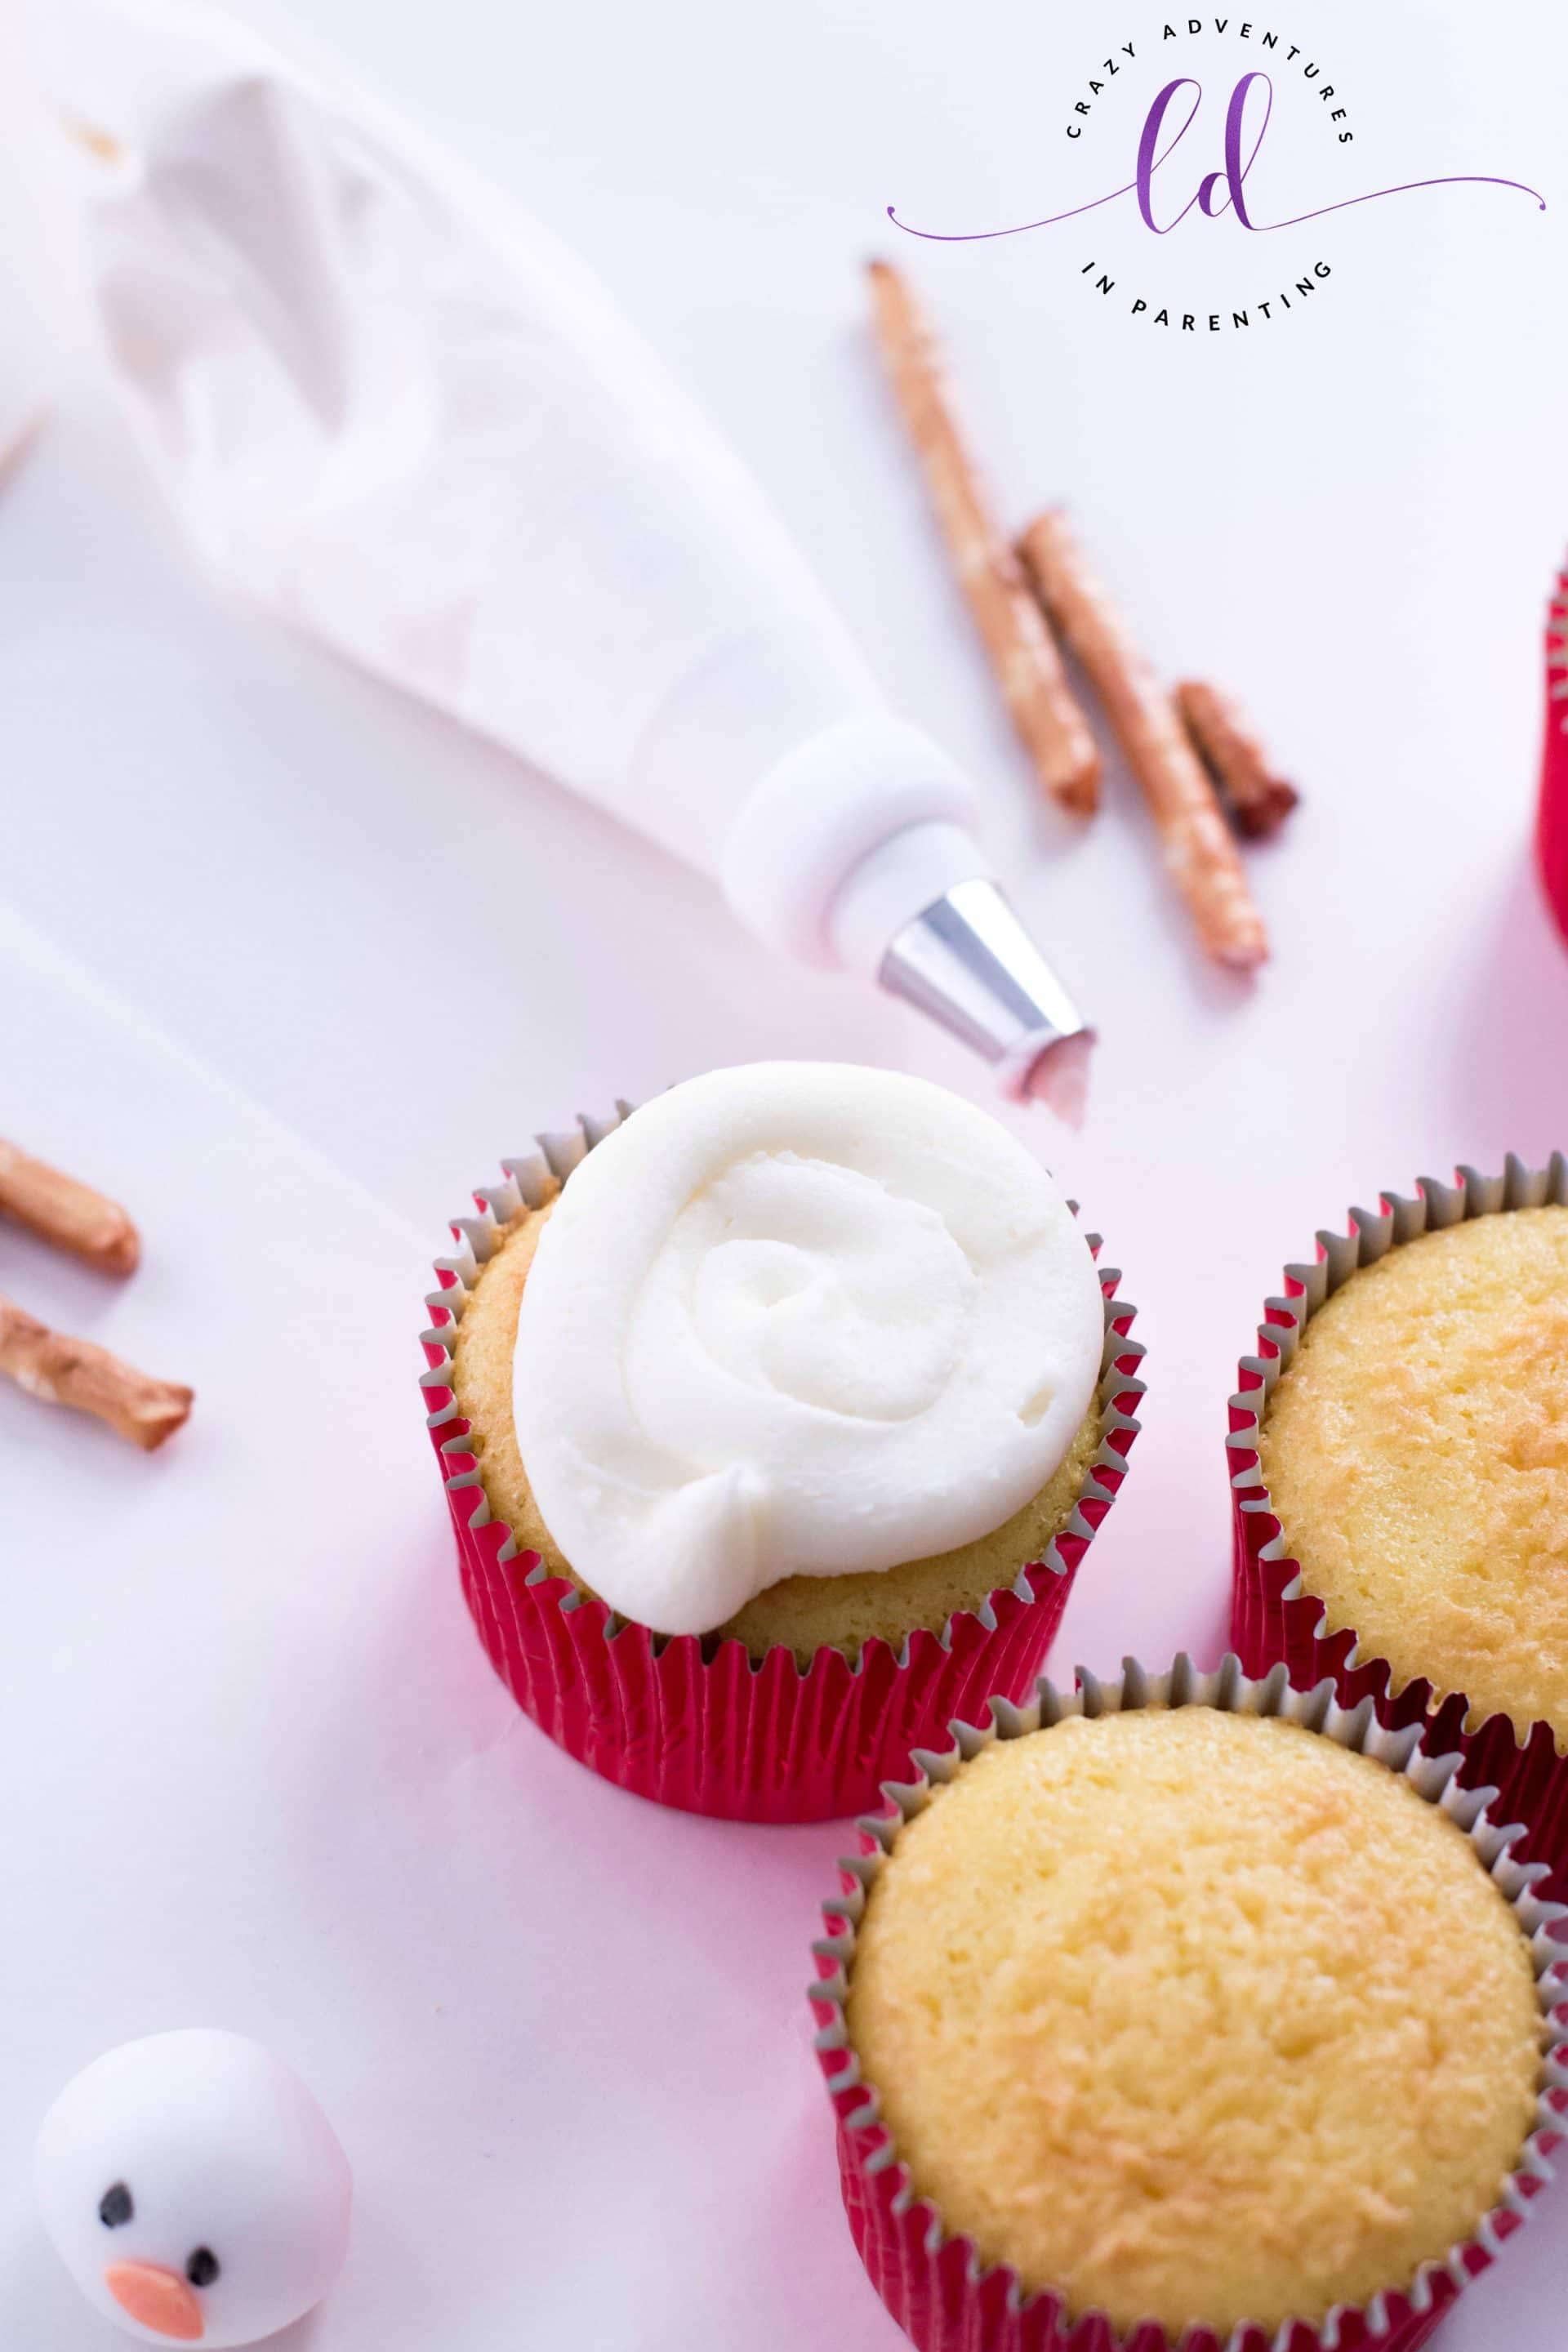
[0,1294,192,1450]
[866,260,1101,816]
[1018,510,1268,969]
[1176,679,1298,840]
[0,1138,140,1273]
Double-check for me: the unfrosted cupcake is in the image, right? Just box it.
[1231,1161,1568,1898]
[813,1661,1561,2352]
[1258,1204,1568,1743]
[421,1062,1143,1821]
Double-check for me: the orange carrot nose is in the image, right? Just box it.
[105,2261,205,2341]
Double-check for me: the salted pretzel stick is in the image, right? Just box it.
[0,1294,191,1450]
[866,261,1101,816]
[0,1139,140,1273]
[1018,510,1267,969]
[1176,680,1298,839]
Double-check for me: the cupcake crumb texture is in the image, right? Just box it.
[845,1708,1542,2338]
[1261,1205,1568,1747]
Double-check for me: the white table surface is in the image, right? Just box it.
[2,0,1568,2344]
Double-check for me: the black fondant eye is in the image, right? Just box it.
[99,2183,133,2229]
[186,2248,220,2289]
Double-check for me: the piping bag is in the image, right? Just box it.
[33,0,1093,1119]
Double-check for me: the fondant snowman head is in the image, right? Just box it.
[36,2030,352,2347]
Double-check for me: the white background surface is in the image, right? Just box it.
[2,0,1568,2345]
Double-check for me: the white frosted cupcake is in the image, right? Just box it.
[421,1062,1143,1819]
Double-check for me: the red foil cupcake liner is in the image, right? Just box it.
[421,1109,1144,1823]
[811,1654,1568,2352]
[1539,559,1568,944]
[1227,1157,1568,1904]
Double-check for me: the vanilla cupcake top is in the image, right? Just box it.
[510,1062,1102,1634]
[847,1707,1542,2339]
[1260,1206,1568,1744]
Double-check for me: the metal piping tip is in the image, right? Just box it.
[879,877,1094,1126]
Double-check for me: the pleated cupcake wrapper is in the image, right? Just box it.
[1227,1155,1568,1903]
[810,1652,1568,2352]
[1538,559,1568,944]
[419,1104,1145,1823]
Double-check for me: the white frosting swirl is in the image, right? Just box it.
[510,1062,1103,1635]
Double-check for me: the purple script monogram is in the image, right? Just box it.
[889,72,1544,243]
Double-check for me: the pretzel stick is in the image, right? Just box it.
[0,1294,191,1450]
[1176,680,1298,839]
[0,1139,140,1272]
[1018,510,1267,969]
[866,261,1100,816]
